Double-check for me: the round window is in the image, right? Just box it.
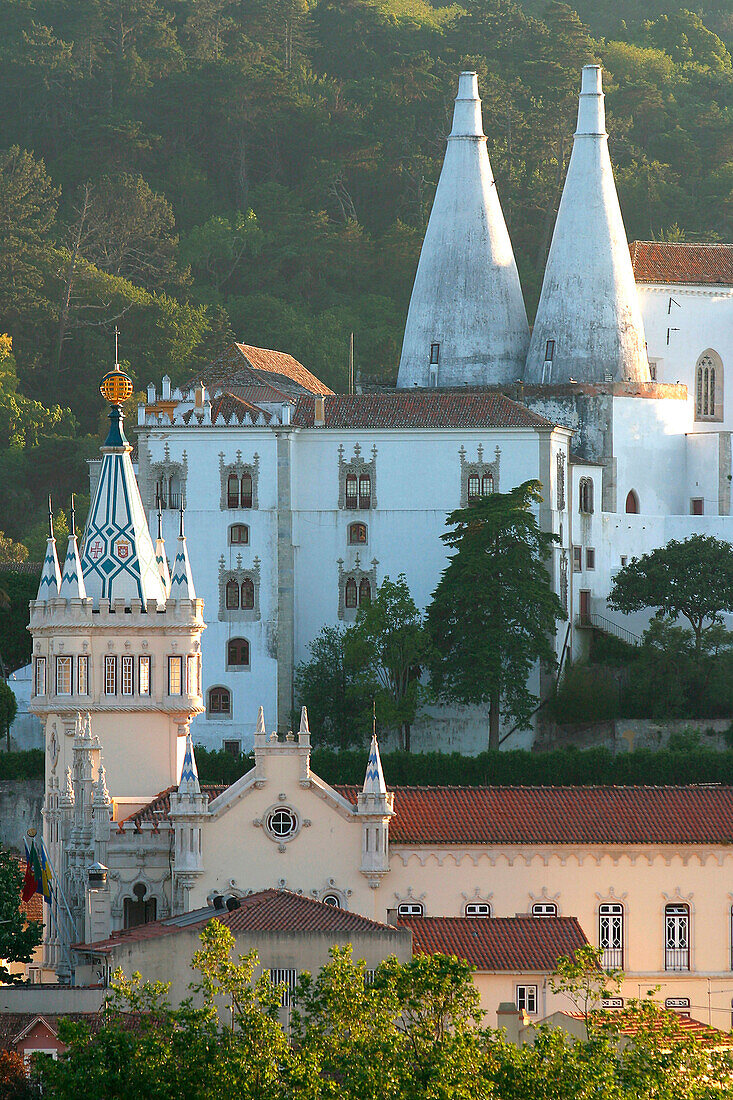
[266,807,298,840]
[322,894,341,908]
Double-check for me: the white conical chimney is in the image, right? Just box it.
[397,72,529,389]
[525,66,650,386]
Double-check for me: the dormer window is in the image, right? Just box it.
[430,343,440,364]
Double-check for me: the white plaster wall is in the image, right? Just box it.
[6,664,44,750]
[685,432,721,516]
[639,284,733,430]
[612,395,690,515]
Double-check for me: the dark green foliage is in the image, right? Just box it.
[0,569,40,673]
[0,750,44,779]
[0,680,18,751]
[293,625,374,749]
[194,745,255,787]
[0,849,43,985]
[428,481,565,748]
[548,665,620,723]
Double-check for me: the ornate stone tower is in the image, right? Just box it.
[525,66,650,386]
[29,362,206,973]
[397,71,529,389]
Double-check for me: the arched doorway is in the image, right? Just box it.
[625,490,639,514]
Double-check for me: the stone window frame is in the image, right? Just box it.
[556,451,566,511]
[338,443,378,510]
[207,685,232,719]
[459,444,501,508]
[149,443,187,510]
[695,350,724,423]
[218,556,261,621]
[219,451,260,511]
[226,636,251,671]
[337,555,377,621]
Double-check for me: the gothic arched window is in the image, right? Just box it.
[345,578,358,608]
[625,490,639,514]
[225,579,240,610]
[241,578,255,610]
[579,477,594,514]
[227,638,249,667]
[696,352,723,421]
[123,883,157,929]
[359,578,371,605]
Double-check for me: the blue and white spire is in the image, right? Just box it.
[80,365,167,607]
[362,734,387,797]
[154,504,171,596]
[37,497,62,601]
[178,728,201,796]
[168,506,196,600]
[58,495,87,599]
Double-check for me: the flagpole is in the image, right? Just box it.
[38,835,77,942]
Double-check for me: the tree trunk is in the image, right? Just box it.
[403,722,411,753]
[489,692,500,751]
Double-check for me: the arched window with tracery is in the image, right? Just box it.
[359,578,371,605]
[123,883,157,929]
[227,638,249,667]
[695,351,723,421]
[625,490,639,514]
[240,473,253,508]
[241,578,254,609]
[345,474,358,509]
[225,579,240,610]
[579,477,594,514]
[227,473,240,508]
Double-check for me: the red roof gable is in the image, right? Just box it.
[291,391,555,430]
[401,915,588,971]
[335,785,733,846]
[77,889,404,953]
[630,241,733,286]
[188,342,332,396]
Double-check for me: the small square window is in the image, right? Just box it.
[572,546,582,573]
[517,985,538,1014]
[620,555,628,567]
[586,548,596,570]
[691,498,704,516]
[223,739,241,756]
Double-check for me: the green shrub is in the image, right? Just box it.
[0,750,44,779]
[547,665,620,724]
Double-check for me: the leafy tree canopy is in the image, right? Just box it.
[0,849,43,985]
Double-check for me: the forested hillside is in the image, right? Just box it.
[0,0,731,555]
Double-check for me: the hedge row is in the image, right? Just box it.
[11,745,733,788]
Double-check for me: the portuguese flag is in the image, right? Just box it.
[22,839,49,903]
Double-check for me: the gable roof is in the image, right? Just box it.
[188,342,333,397]
[0,1012,103,1052]
[335,785,733,846]
[291,391,555,430]
[630,241,733,286]
[401,915,588,971]
[76,888,403,953]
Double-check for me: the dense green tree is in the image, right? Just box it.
[0,680,18,750]
[0,570,41,673]
[0,849,43,985]
[345,575,428,751]
[293,625,373,748]
[427,481,566,749]
[608,534,733,659]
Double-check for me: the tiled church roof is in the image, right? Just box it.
[630,241,733,286]
[335,785,733,845]
[292,392,555,430]
[187,342,333,396]
[78,889,399,952]
[400,915,588,971]
[126,784,733,846]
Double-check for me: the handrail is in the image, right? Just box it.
[575,612,641,646]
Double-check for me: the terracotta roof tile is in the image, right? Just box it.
[0,1012,104,1051]
[77,889,400,953]
[117,786,225,831]
[630,241,733,286]
[401,915,588,970]
[187,342,332,397]
[291,391,555,430]
[335,785,733,845]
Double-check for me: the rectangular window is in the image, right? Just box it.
[691,498,704,516]
[516,985,538,1014]
[34,657,46,697]
[77,655,89,696]
[665,905,690,971]
[186,655,199,696]
[465,903,491,917]
[599,903,624,969]
[223,740,241,756]
[572,546,582,573]
[168,656,183,696]
[649,361,657,381]
[138,655,150,696]
[544,340,555,362]
[121,655,134,696]
[586,548,596,570]
[104,656,117,696]
[532,902,557,917]
[55,656,72,696]
[268,968,298,1008]
[430,342,440,365]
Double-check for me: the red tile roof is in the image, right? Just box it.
[292,391,555,430]
[187,342,332,396]
[77,889,403,953]
[335,785,733,846]
[0,1012,104,1052]
[630,241,733,286]
[117,786,225,832]
[401,915,588,971]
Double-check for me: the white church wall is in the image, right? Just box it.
[612,395,690,516]
[684,432,722,516]
[639,285,733,431]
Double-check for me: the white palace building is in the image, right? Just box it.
[98,64,733,751]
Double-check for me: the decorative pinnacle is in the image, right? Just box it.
[70,493,76,538]
[157,502,163,540]
[48,495,54,539]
